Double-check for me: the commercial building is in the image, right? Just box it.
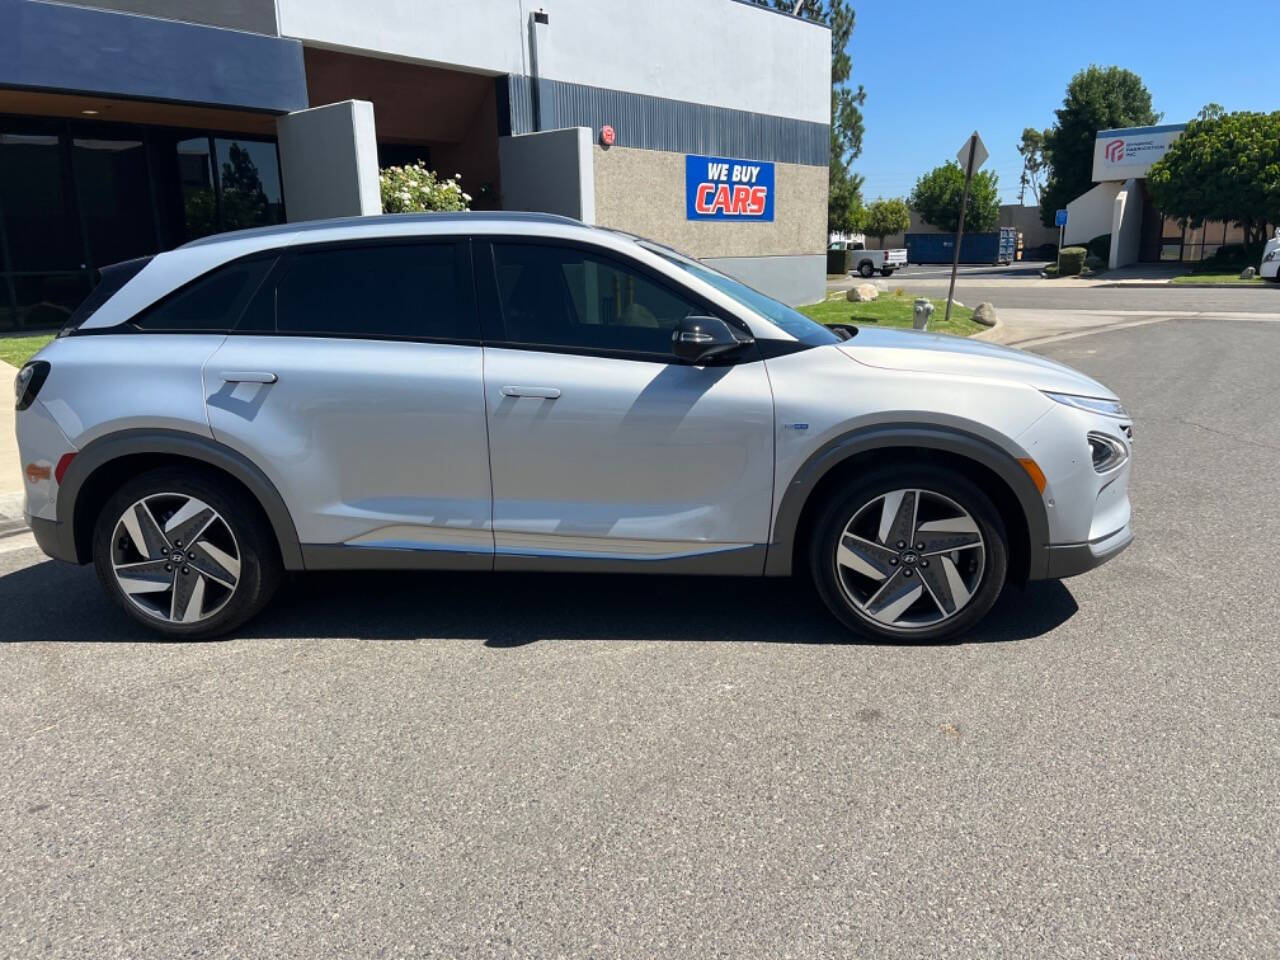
[1063,122,1270,268]
[0,0,831,331]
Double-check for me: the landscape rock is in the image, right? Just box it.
[973,302,998,327]
[1240,266,1257,279]
[846,283,879,302]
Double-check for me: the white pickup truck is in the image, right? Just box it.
[830,241,908,278]
[1261,228,1280,282]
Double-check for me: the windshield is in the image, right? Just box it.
[640,242,840,347]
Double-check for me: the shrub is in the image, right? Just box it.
[1042,263,1060,278]
[827,248,852,274]
[1084,254,1106,272]
[1203,241,1267,267]
[1058,246,1087,276]
[379,163,471,213]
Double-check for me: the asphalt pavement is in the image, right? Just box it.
[2,317,1279,958]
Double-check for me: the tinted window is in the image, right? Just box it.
[641,241,840,347]
[134,258,272,332]
[492,243,701,356]
[62,256,152,335]
[274,243,469,340]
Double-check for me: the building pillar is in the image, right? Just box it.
[498,127,595,223]
[276,100,381,222]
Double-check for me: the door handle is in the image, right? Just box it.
[500,385,561,399]
[221,371,278,384]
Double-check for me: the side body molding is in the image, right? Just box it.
[764,425,1052,579]
[54,429,305,569]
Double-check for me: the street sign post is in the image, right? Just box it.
[945,131,987,326]
[1055,208,1068,275]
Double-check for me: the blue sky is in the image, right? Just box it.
[849,1,1276,207]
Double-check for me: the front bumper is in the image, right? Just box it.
[1042,521,1133,579]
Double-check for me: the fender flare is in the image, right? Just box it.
[55,428,304,569]
[764,424,1051,578]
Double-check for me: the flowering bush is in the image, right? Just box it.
[379,163,471,213]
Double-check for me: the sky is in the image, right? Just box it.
[848,0,1276,208]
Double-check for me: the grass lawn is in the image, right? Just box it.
[0,333,55,368]
[1170,272,1265,286]
[799,290,984,338]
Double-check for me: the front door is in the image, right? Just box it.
[475,239,774,572]
[204,239,493,566]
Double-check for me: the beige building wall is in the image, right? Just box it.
[592,145,827,259]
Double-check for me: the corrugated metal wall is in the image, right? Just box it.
[498,75,827,167]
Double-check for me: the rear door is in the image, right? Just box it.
[204,239,493,567]
[475,239,775,571]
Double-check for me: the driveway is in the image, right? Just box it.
[2,318,1278,957]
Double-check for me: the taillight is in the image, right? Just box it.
[15,361,50,412]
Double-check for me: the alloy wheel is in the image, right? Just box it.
[109,493,241,624]
[833,488,986,630]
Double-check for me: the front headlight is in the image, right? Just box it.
[1044,391,1128,419]
[1265,250,1277,262]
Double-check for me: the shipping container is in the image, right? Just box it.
[905,227,1017,265]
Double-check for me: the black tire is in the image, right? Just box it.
[880,268,895,277]
[858,261,875,278]
[808,465,1008,643]
[93,466,282,639]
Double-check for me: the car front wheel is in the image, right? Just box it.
[93,467,282,639]
[810,467,1008,642]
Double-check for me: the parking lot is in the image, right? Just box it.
[2,315,1279,957]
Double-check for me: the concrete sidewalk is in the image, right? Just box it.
[975,307,1279,348]
[1,358,28,538]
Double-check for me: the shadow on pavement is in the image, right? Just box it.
[0,558,1079,648]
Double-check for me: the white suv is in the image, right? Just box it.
[14,213,1133,641]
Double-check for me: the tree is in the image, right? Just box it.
[1039,66,1159,226]
[750,1,866,233]
[909,162,1000,234]
[1017,127,1048,206]
[862,197,910,247]
[1147,111,1280,247]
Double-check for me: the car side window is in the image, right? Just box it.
[491,242,701,356]
[133,257,273,331]
[268,242,473,340]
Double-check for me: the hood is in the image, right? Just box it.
[837,327,1117,399]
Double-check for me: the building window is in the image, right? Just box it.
[0,116,285,331]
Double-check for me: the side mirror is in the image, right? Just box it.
[672,315,752,364]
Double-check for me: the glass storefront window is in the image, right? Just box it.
[0,116,284,331]
[72,132,157,266]
[0,130,83,271]
[177,137,218,241]
[214,138,284,231]
[12,273,91,329]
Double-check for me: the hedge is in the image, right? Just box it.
[1058,246,1088,276]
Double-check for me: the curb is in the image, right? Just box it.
[1096,281,1275,290]
[971,314,1005,343]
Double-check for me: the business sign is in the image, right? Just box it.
[685,154,774,221]
[1091,124,1186,181]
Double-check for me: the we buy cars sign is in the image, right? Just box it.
[685,155,774,221]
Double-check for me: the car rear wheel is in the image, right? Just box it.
[93,467,282,639]
[809,466,1008,642]
[858,261,875,278]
